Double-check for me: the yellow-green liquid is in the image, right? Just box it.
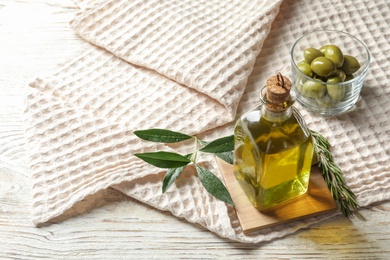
[234,107,313,211]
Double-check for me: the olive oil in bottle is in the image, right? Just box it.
[233,73,313,211]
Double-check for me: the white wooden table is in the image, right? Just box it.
[1,1,390,259]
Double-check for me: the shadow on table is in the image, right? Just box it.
[37,187,130,227]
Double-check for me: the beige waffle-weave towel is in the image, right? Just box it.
[24,0,390,243]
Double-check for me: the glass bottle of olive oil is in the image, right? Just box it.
[234,73,313,211]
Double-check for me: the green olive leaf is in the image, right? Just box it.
[134,151,191,168]
[199,140,208,146]
[195,165,234,206]
[199,135,234,153]
[162,166,186,193]
[215,151,234,165]
[134,129,193,143]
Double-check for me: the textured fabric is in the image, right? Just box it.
[24,0,390,243]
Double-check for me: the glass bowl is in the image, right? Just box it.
[291,30,370,116]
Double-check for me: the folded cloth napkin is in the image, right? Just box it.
[24,0,390,243]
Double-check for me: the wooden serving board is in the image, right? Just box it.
[217,158,338,234]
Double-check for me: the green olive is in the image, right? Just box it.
[301,80,326,98]
[304,48,324,63]
[324,45,344,68]
[334,69,346,81]
[341,55,361,74]
[326,75,345,101]
[319,45,330,54]
[311,57,336,77]
[327,76,343,84]
[298,60,309,66]
[298,62,313,77]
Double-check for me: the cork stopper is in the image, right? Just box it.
[266,73,292,104]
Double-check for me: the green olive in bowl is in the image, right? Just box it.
[326,77,345,101]
[334,69,346,81]
[300,80,326,98]
[319,45,330,54]
[324,45,344,68]
[298,62,313,77]
[341,55,361,74]
[311,57,336,77]
[304,47,324,63]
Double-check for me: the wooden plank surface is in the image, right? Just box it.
[1,1,390,259]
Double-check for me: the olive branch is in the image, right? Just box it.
[134,129,234,206]
[134,128,359,217]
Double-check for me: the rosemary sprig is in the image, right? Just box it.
[311,130,359,217]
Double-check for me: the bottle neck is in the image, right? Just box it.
[261,105,293,122]
[259,85,295,123]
